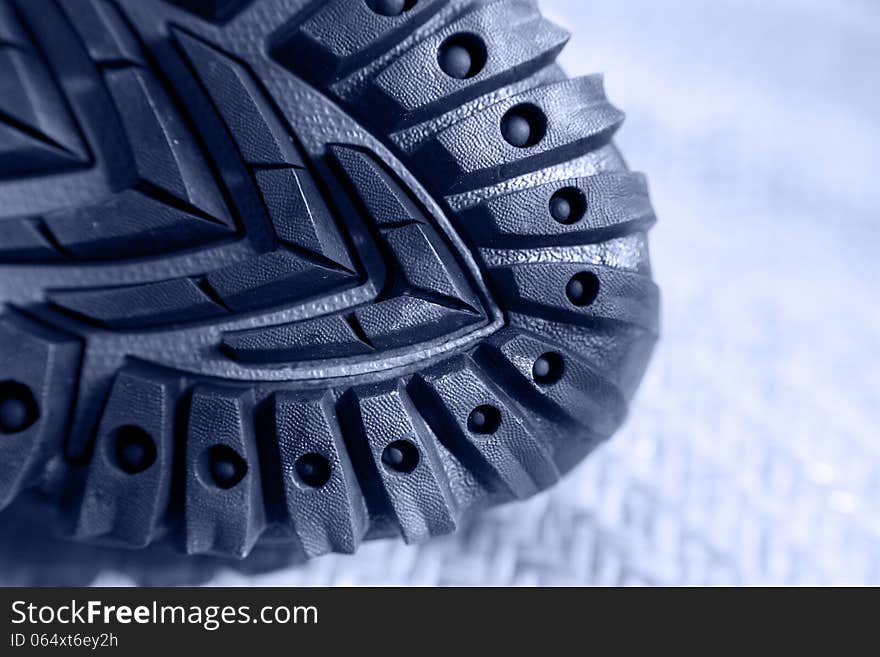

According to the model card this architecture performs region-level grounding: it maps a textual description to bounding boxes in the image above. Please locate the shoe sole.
[0,0,659,559]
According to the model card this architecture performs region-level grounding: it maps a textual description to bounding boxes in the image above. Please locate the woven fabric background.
[1,0,878,586]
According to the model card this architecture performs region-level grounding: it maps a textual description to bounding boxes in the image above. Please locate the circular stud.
[501,104,547,148]
[0,381,39,435]
[113,425,157,474]
[467,405,502,435]
[549,187,587,225]
[532,352,565,385]
[205,444,248,490]
[295,453,332,488]
[366,0,416,17]
[438,33,487,79]
[381,440,420,473]
[566,271,600,307]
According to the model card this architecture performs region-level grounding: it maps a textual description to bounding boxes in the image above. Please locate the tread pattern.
[0,0,658,559]
[0,0,235,263]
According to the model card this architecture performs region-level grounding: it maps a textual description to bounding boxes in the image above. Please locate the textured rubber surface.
[0,0,658,559]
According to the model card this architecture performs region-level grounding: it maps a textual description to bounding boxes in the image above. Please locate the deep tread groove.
[335,389,399,538]
[344,313,376,351]
[33,219,74,259]
[193,276,234,313]
[0,107,76,156]
[251,396,287,526]
[134,180,228,226]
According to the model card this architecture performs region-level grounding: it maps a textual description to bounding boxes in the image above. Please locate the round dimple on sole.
[295,452,332,488]
[381,439,420,473]
[467,405,502,435]
[550,187,587,225]
[201,444,248,490]
[532,352,565,385]
[113,425,157,474]
[566,271,601,307]
[0,381,39,435]
[437,33,487,80]
[501,104,547,148]
[365,0,416,17]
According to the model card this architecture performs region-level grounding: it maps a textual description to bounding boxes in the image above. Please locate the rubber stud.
[532,352,565,385]
[0,381,39,434]
[566,271,601,307]
[501,104,547,148]
[295,453,332,488]
[550,187,587,225]
[381,440,420,473]
[467,405,501,435]
[114,426,157,474]
[366,0,416,16]
[438,33,487,79]
[206,444,247,489]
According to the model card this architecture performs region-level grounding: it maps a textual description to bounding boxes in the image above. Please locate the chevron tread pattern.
[0,0,658,559]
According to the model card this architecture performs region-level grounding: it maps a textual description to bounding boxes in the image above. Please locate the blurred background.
[1,0,878,586]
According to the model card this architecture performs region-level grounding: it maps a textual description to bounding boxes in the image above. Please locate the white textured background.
[1,0,878,586]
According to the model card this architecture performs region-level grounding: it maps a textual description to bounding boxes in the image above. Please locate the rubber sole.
[0,0,659,559]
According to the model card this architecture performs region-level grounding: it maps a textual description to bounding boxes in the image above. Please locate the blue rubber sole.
[0,0,658,559]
